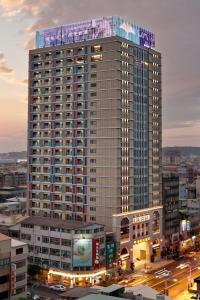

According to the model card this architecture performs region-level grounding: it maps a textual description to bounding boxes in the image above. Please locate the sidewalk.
[174,289,195,300]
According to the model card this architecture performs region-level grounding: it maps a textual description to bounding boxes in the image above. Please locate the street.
[27,284,69,300]
[126,253,200,298]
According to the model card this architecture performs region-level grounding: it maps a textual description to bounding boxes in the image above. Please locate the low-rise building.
[0,234,10,300]
[10,216,106,287]
[0,233,28,300]
[11,239,28,300]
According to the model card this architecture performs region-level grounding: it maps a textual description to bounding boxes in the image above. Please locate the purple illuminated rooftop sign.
[36,16,155,49]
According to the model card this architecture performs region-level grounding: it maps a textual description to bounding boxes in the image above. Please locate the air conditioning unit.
[136,294,143,300]
[156,294,165,300]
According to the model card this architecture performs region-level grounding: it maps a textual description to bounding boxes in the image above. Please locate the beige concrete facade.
[28,35,162,231]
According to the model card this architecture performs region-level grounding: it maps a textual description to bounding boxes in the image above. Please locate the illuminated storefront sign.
[106,241,117,267]
[73,239,92,267]
[93,239,100,268]
[36,16,155,49]
[133,214,150,223]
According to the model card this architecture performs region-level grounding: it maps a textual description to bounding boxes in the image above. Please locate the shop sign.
[106,241,117,267]
[133,214,150,223]
[93,239,100,268]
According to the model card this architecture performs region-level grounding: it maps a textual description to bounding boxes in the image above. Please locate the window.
[90,140,96,144]
[91,73,97,78]
[90,92,97,97]
[16,273,26,282]
[90,187,96,192]
[90,120,96,125]
[90,130,96,134]
[90,178,96,182]
[15,260,26,269]
[42,236,49,243]
[90,149,96,153]
[90,216,96,221]
[90,207,96,211]
[16,248,23,255]
[90,159,96,163]
[61,239,71,246]
[90,168,96,173]
[90,197,96,201]
[91,64,97,68]
[50,237,60,245]
[91,45,102,53]
[91,54,103,62]
[0,275,8,284]
[91,83,97,88]
[50,248,60,256]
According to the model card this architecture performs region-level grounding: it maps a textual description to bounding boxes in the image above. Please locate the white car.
[49,284,66,292]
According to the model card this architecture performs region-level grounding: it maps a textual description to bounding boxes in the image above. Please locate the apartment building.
[28,16,162,268]
[0,233,27,300]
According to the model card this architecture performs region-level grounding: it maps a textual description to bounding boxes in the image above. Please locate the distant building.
[162,172,180,251]
[4,172,27,188]
[162,150,181,165]
[0,187,26,202]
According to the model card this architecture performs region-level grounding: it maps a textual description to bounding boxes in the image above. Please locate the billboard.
[36,16,155,49]
[113,16,140,46]
[73,239,93,267]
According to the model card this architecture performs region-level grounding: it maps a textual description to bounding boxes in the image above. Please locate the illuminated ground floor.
[119,237,162,271]
[47,268,107,287]
[112,206,163,272]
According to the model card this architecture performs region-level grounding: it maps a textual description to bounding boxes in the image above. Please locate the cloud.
[0,52,13,73]
[0,0,48,17]
[0,56,27,86]
[1,0,200,146]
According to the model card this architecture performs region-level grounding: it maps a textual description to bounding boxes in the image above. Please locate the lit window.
[91,54,103,62]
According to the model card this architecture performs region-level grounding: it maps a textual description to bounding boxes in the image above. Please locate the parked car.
[49,284,66,292]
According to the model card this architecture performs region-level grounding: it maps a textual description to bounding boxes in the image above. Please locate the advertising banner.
[73,239,92,267]
[36,16,155,50]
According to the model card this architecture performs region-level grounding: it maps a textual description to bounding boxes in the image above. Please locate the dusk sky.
[0,0,199,152]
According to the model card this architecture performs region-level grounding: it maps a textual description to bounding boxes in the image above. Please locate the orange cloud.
[0,52,13,73]
[0,0,45,17]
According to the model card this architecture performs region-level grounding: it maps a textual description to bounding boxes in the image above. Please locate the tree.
[28,264,41,278]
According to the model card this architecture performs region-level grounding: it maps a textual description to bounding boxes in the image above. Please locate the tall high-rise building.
[28,16,162,267]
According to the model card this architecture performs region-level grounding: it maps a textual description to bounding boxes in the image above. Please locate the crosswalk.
[154,268,172,278]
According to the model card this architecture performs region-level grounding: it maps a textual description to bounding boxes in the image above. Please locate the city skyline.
[0,0,200,152]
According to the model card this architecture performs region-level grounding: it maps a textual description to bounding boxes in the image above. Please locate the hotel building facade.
[28,16,162,269]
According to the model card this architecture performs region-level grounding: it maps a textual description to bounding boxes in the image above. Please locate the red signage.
[93,239,100,268]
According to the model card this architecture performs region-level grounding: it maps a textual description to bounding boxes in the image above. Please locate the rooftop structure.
[36,16,155,49]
